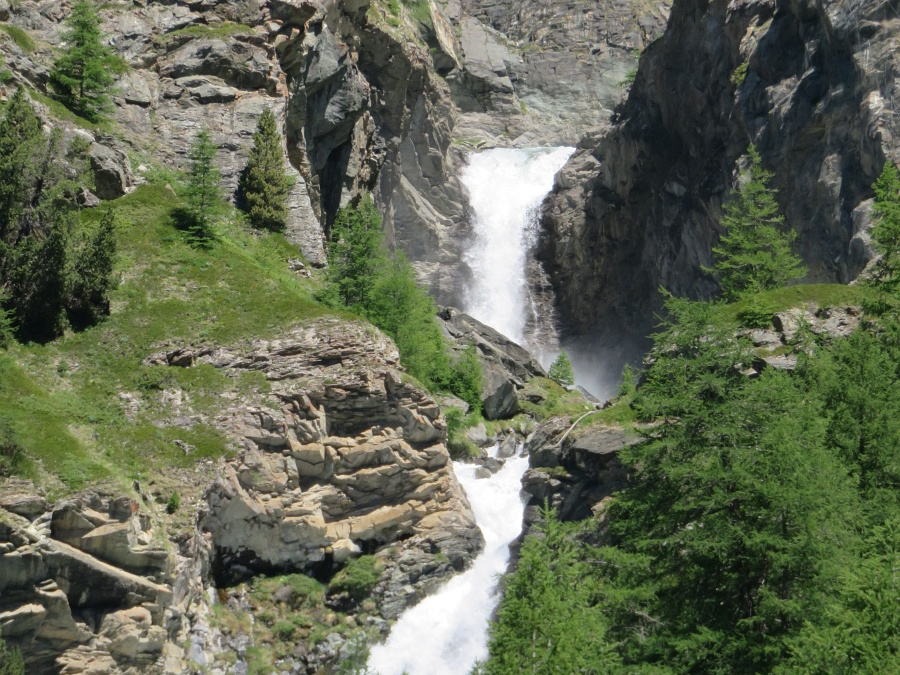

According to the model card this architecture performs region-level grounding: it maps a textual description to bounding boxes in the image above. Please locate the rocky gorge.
[1,0,898,672]
[538,0,899,365]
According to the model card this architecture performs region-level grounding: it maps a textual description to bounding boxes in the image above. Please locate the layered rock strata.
[0,319,482,672]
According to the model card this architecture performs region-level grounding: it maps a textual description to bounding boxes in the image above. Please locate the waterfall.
[368,148,574,674]
[459,147,575,353]
[367,449,530,675]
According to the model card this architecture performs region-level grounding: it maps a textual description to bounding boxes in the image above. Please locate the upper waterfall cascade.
[459,147,576,352]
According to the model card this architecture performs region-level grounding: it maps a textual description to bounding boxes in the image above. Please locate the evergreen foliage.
[324,195,384,310]
[67,207,117,330]
[706,145,806,300]
[323,195,484,407]
[240,108,292,231]
[0,90,111,342]
[484,507,622,675]
[548,350,575,387]
[49,0,120,122]
[870,161,900,294]
[485,284,899,674]
[0,631,25,675]
[182,128,222,244]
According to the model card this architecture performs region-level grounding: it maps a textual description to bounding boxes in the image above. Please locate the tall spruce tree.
[50,1,119,122]
[0,87,114,342]
[706,145,806,301]
[67,207,116,330]
[240,108,292,231]
[870,161,900,293]
[324,194,385,310]
[183,128,222,243]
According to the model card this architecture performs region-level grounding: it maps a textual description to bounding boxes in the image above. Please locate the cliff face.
[452,0,671,145]
[1,319,480,673]
[539,0,899,358]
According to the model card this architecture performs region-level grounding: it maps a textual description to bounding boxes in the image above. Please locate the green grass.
[155,22,254,47]
[518,377,596,421]
[25,86,108,132]
[4,182,337,490]
[0,24,36,52]
[715,283,873,326]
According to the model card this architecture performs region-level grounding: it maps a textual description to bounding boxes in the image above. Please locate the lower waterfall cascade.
[367,448,530,675]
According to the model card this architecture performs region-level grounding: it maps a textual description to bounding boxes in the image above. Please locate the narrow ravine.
[367,448,530,675]
[368,148,574,674]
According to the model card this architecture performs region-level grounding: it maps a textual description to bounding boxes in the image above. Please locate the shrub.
[328,555,381,602]
[166,491,180,514]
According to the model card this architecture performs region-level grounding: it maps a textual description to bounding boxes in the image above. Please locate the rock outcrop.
[0,495,172,673]
[453,0,671,145]
[1,318,482,672]
[521,417,637,529]
[539,0,899,364]
[440,307,546,419]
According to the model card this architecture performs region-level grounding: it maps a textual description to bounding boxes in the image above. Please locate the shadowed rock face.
[539,0,899,367]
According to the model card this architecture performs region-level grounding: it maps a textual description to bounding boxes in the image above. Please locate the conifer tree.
[325,194,385,310]
[870,161,900,293]
[706,145,806,301]
[548,350,575,387]
[183,128,222,243]
[240,108,292,231]
[49,0,119,122]
[67,207,117,329]
[0,88,43,243]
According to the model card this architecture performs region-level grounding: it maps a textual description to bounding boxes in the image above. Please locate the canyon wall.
[539,0,899,361]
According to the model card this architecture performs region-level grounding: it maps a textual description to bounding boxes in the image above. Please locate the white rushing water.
[460,147,575,347]
[367,449,530,675]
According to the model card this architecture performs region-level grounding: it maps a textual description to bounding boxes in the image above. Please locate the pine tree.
[6,218,70,342]
[49,1,119,122]
[324,194,385,310]
[706,145,806,301]
[548,350,575,387]
[183,128,222,243]
[870,161,900,293]
[0,88,43,243]
[67,207,116,329]
[240,108,292,231]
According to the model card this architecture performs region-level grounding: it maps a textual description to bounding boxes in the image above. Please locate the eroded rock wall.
[539,0,899,363]
[0,319,481,673]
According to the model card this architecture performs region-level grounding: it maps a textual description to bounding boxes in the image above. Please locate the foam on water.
[460,147,575,347]
[367,450,530,675]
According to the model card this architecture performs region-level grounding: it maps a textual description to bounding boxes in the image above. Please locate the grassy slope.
[3,183,336,495]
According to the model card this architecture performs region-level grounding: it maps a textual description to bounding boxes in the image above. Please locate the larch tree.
[240,108,292,231]
[870,161,900,293]
[548,350,575,387]
[49,0,120,122]
[183,128,222,243]
[706,145,806,301]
